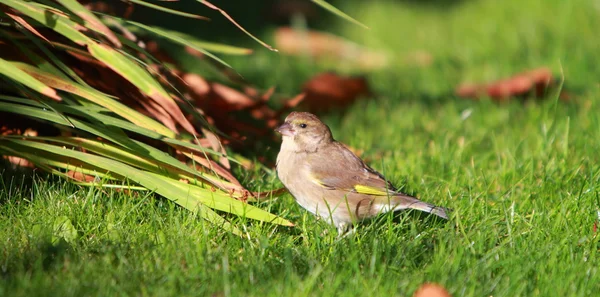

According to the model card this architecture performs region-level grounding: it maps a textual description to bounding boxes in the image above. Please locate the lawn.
[2,0,600,296]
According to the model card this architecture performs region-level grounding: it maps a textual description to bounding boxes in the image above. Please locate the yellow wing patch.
[308,173,333,189]
[354,185,390,196]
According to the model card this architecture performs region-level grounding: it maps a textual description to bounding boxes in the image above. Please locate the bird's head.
[276,112,333,152]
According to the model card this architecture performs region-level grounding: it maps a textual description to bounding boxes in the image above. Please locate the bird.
[275,111,449,235]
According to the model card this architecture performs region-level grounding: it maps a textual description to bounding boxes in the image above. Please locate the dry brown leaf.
[301,72,371,112]
[64,3,121,47]
[137,97,178,132]
[413,283,452,297]
[183,73,210,96]
[67,170,97,182]
[456,67,555,101]
[1,126,38,168]
[186,152,242,187]
[0,12,316,195]
[3,156,34,168]
[210,83,255,110]
[252,187,289,200]
[6,13,51,44]
[200,128,230,169]
[274,27,388,70]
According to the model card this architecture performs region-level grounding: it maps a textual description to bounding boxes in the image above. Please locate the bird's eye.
[299,123,307,128]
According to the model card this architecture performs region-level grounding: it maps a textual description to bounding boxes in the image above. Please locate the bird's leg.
[336,223,356,239]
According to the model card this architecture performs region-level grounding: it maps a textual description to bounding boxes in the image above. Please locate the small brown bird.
[275,112,449,235]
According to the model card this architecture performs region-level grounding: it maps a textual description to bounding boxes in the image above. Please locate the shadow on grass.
[0,165,41,205]
[1,238,73,279]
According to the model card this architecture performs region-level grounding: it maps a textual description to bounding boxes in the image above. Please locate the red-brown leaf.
[456,67,555,101]
[67,170,97,182]
[301,72,371,112]
[274,27,388,69]
[413,283,452,297]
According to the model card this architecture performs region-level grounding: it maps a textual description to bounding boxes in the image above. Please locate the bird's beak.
[275,122,295,137]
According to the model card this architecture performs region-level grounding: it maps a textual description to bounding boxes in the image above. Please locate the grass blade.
[127,0,210,20]
[311,0,369,29]
[197,0,278,52]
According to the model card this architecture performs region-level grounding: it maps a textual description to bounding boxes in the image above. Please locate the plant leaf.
[53,216,78,244]
[2,0,91,45]
[87,42,197,135]
[311,0,369,29]
[0,57,60,100]
[1,139,294,227]
[127,0,210,20]
[55,0,122,47]
[9,62,176,137]
[196,0,278,52]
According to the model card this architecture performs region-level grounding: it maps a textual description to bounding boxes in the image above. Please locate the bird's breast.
[276,146,304,187]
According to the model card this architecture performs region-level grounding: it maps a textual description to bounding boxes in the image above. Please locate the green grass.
[2,0,600,296]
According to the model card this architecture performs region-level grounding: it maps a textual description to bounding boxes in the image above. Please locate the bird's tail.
[391,195,449,219]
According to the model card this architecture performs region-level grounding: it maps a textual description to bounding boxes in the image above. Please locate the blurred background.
[132,0,596,98]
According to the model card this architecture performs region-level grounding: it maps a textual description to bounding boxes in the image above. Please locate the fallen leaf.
[67,170,97,182]
[201,128,230,169]
[183,73,210,96]
[301,72,371,112]
[456,67,557,101]
[211,83,255,110]
[413,283,452,297]
[4,155,34,168]
[274,27,388,70]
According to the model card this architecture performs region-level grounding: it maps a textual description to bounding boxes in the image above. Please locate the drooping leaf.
[127,0,210,20]
[9,62,176,137]
[55,0,122,47]
[2,0,91,45]
[311,0,369,29]
[1,139,294,227]
[0,57,60,100]
[196,0,278,52]
[87,42,197,135]
[4,12,51,43]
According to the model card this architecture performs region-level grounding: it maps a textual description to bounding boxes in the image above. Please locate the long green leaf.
[6,29,89,86]
[0,99,235,189]
[87,42,197,135]
[1,139,294,227]
[55,0,121,46]
[312,0,369,29]
[127,0,210,20]
[126,20,252,55]
[0,57,60,100]
[2,0,91,45]
[9,62,176,137]
[126,22,230,68]
[0,95,231,161]
[0,144,241,234]
[196,0,278,52]
[4,1,197,135]
[40,136,241,193]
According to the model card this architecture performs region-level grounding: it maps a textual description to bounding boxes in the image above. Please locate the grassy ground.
[2,0,600,296]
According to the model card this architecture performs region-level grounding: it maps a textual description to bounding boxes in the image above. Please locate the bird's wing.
[307,142,399,196]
